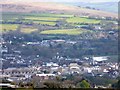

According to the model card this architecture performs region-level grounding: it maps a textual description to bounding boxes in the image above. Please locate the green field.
[35,21,56,26]
[0,24,18,32]
[1,12,104,34]
[22,20,56,26]
[25,17,62,21]
[23,13,74,18]
[2,13,101,25]
[40,29,90,35]
[66,17,101,24]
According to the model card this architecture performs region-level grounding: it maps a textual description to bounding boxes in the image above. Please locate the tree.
[77,80,91,88]
[117,79,120,88]
[55,19,67,27]
[112,79,120,89]
[43,81,63,88]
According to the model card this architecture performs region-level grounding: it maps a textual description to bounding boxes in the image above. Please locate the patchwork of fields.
[0,12,113,35]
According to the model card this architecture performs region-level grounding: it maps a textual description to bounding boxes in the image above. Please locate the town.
[0,0,119,89]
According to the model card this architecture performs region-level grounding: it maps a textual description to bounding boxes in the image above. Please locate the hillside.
[64,2,118,13]
[0,1,118,18]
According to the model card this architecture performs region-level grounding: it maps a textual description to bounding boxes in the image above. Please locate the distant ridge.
[0,1,118,18]
[63,2,118,13]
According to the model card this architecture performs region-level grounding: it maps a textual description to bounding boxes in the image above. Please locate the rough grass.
[16,88,33,90]
[21,28,37,33]
[66,17,101,24]
[40,29,89,35]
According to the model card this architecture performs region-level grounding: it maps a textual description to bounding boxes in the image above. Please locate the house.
[93,25,102,30]
[68,63,81,74]
[108,31,115,34]
[27,42,40,45]
[0,83,16,88]
[46,62,59,67]
[3,67,36,76]
[0,74,11,79]
[1,47,8,53]
[92,56,108,65]
[35,73,56,80]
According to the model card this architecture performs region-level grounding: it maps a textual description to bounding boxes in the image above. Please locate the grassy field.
[2,12,22,20]
[1,13,73,26]
[2,12,101,25]
[22,20,56,26]
[23,13,74,18]
[40,29,90,35]
[66,17,101,24]
[21,28,37,33]
[25,17,62,21]
[0,24,18,32]
[35,21,56,26]
[0,24,38,34]
[1,12,103,34]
